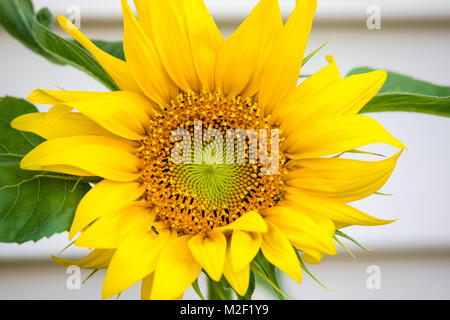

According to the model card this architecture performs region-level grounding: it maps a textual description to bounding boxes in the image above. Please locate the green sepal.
[252,251,291,300]
[333,149,386,158]
[236,271,256,300]
[83,269,99,284]
[374,191,393,196]
[295,250,331,291]
[302,36,334,67]
[206,275,233,300]
[192,278,206,300]
[333,235,357,260]
[335,230,372,252]
[250,262,290,300]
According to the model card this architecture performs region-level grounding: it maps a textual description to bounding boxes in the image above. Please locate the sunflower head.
[138,89,287,234]
[12,0,405,300]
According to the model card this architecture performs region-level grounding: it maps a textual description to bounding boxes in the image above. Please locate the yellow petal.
[56,91,152,140]
[20,135,142,181]
[121,0,179,106]
[287,55,341,103]
[45,104,74,125]
[183,0,224,91]
[57,15,141,92]
[133,0,153,39]
[229,231,262,272]
[242,6,283,98]
[223,254,250,297]
[140,273,154,300]
[216,211,267,232]
[102,229,171,299]
[261,221,302,283]
[11,112,118,140]
[188,231,226,282]
[52,249,115,269]
[151,235,202,300]
[70,180,144,239]
[215,0,282,96]
[27,89,102,105]
[141,272,183,300]
[285,151,403,203]
[301,250,324,265]
[262,206,336,256]
[76,202,155,249]
[282,115,406,159]
[147,0,201,92]
[282,188,395,227]
[280,70,387,136]
[258,0,317,116]
[271,55,341,124]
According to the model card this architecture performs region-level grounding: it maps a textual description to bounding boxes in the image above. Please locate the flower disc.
[138,90,287,234]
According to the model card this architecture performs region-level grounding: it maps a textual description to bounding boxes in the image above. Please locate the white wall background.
[0,0,449,299]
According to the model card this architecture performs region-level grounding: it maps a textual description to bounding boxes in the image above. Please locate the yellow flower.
[11,0,405,299]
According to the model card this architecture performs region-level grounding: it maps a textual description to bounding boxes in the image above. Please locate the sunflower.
[11,0,405,300]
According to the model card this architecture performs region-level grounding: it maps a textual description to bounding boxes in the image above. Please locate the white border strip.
[32,0,450,22]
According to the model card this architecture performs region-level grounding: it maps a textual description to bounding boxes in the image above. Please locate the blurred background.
[0,0,449,299]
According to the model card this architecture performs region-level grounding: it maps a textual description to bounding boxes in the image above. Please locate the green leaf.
[92,40,125,61]
[32,19,119,91]
[35,7,52,29]
[348,67,450,117]
[0,0,63,64]
[69,40,125,62]
[0,96,91,244]
[0,0,122,88]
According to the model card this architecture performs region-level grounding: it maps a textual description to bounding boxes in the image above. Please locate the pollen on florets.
[137,90,287,234]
